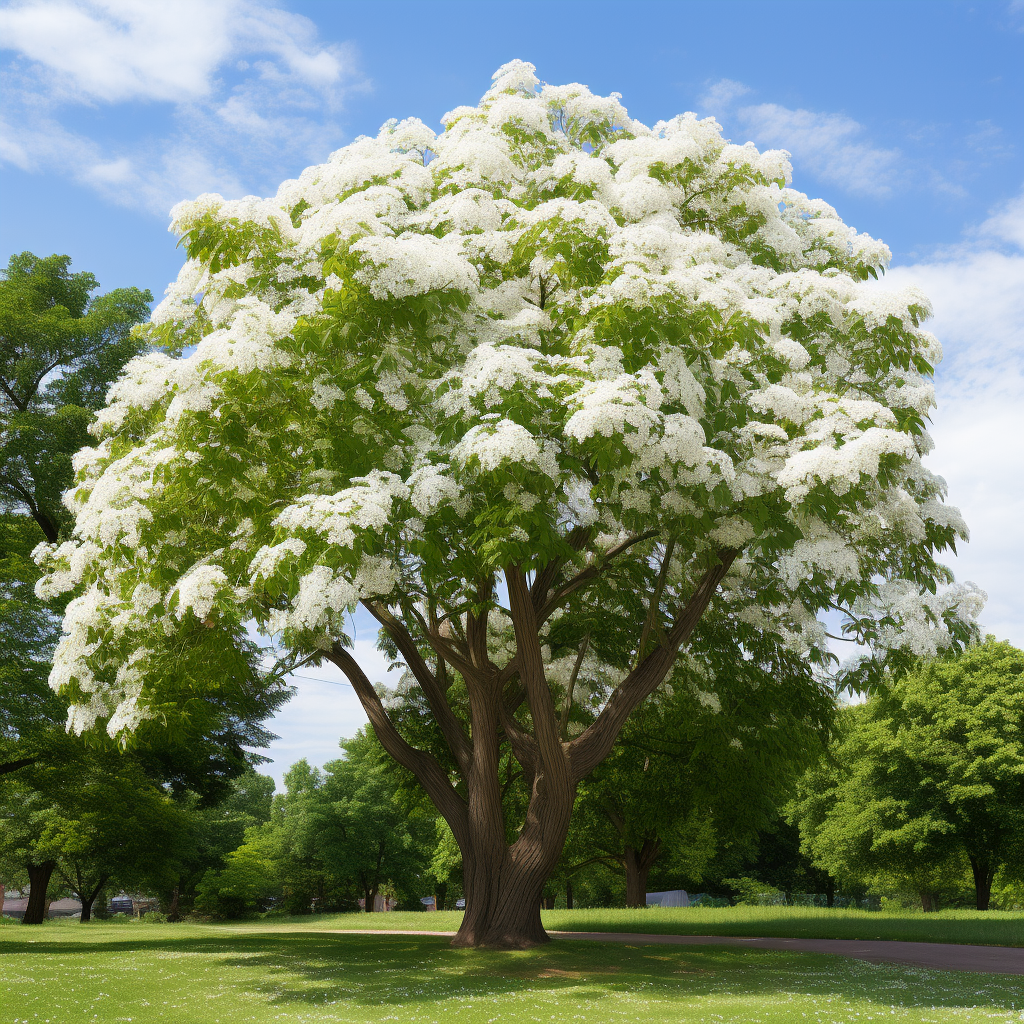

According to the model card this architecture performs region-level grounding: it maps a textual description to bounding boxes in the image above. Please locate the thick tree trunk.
[919,892,939,913]
[22,862,55,925]
[166,884,181,922]
[623,839,661,908]
[969,857,994,911]
[453,851,554,949]
[79,876,109,923]
[330,554,736,949]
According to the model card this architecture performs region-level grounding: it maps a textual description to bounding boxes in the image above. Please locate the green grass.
[1,921,1022,1024]
[234,905,1024,947]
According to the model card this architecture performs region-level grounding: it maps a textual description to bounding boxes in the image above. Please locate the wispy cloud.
[866,188,1024,645]
[0,0,367,215]
[699,77,900,197]
[737,103,900,197]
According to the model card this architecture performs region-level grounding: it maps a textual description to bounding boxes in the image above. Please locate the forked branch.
[566,549,738,781]
[327,641,469,845]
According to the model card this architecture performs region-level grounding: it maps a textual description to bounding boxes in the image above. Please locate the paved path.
[326,929,1024,975]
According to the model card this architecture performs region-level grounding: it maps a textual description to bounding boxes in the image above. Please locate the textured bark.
[326,551,737,948]
[970,857,994,911]
[623,839,661,908]
[22,862,55,924]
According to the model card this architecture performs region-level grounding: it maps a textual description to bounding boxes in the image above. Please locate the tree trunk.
[565,879,573,910]
[22,862,55,925]
[450,611,577,949]
[436,881,447,912]
[969,856,995,911]
[919,892,938,913]
[79,876,110,923]
[329,555,735,949]
[824,879,835,908]
[623,839,661,908]
[166,884,181,923]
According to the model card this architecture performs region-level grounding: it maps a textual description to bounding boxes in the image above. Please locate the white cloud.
[0,0,366,215]
[737,103,899,198]
[698,77,750,111]
[866,189,1024,646]
[699,77,900,197]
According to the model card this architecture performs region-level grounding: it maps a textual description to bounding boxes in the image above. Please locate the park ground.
[2,909,1022,1024]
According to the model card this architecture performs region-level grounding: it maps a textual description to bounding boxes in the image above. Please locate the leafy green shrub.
[724,877,786,906]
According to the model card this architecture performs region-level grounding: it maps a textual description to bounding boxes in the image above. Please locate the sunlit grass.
[1,925,1021,1024]
[223,905,1024,947]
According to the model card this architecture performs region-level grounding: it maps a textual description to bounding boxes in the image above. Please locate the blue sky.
[2,0,1022,786]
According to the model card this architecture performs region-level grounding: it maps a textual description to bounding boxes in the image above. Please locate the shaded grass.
[218,906,1024,947]
[1,924,1022,1024]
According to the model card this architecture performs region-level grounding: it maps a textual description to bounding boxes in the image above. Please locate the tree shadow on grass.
[2,932,1020,1016]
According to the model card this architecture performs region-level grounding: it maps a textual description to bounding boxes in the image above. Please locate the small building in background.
[645,890,690,908]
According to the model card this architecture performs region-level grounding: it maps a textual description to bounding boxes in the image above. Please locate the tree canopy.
[36,61,979,947]
[790,639,1024,910]
[0,251,153,543]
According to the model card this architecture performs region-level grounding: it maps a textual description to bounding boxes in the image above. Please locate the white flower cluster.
[36,61,977,735]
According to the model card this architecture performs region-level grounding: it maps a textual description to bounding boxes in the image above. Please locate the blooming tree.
[37,61,982,947]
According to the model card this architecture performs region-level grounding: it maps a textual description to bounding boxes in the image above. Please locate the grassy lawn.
[242,906,1024,947]
[2,922,1023,1024]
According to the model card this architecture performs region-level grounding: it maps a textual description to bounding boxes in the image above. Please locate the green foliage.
[0,750,190,917]
[0,251,152,542]
[196,732,434,919]
[565,633,835,900]
[724,876,787,905]
[790,638,1024,910]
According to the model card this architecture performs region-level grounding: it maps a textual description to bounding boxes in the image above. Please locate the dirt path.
[325,929,1024,975]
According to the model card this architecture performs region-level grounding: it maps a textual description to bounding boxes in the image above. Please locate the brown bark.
[79,876,109,923]
[969,856,994,911]
[623,839,662,908]
[166,884,181,922]
[22,862,55,924]
[919,892,937,913]
[324,549,737,948]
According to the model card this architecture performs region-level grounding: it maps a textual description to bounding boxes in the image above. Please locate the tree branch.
[559,632,590,740]
[637,537,675,667]
[537,530,659,625]
[362,601,472,771]
[566,549,739,782]
[326,641,468,846]
[0,757,38,777]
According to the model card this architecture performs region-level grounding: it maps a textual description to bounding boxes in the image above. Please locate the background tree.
[38,62,979,948]
[572,641,834,906]
[791,639,1024,911]
[0,750,187,923]
[36,756,189,921]
[317,731,433,912]
[159,767,275,920]
[0,251,151,543]
[197,738,433,918]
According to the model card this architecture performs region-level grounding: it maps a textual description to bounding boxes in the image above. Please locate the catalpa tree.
[37,61,982,948]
